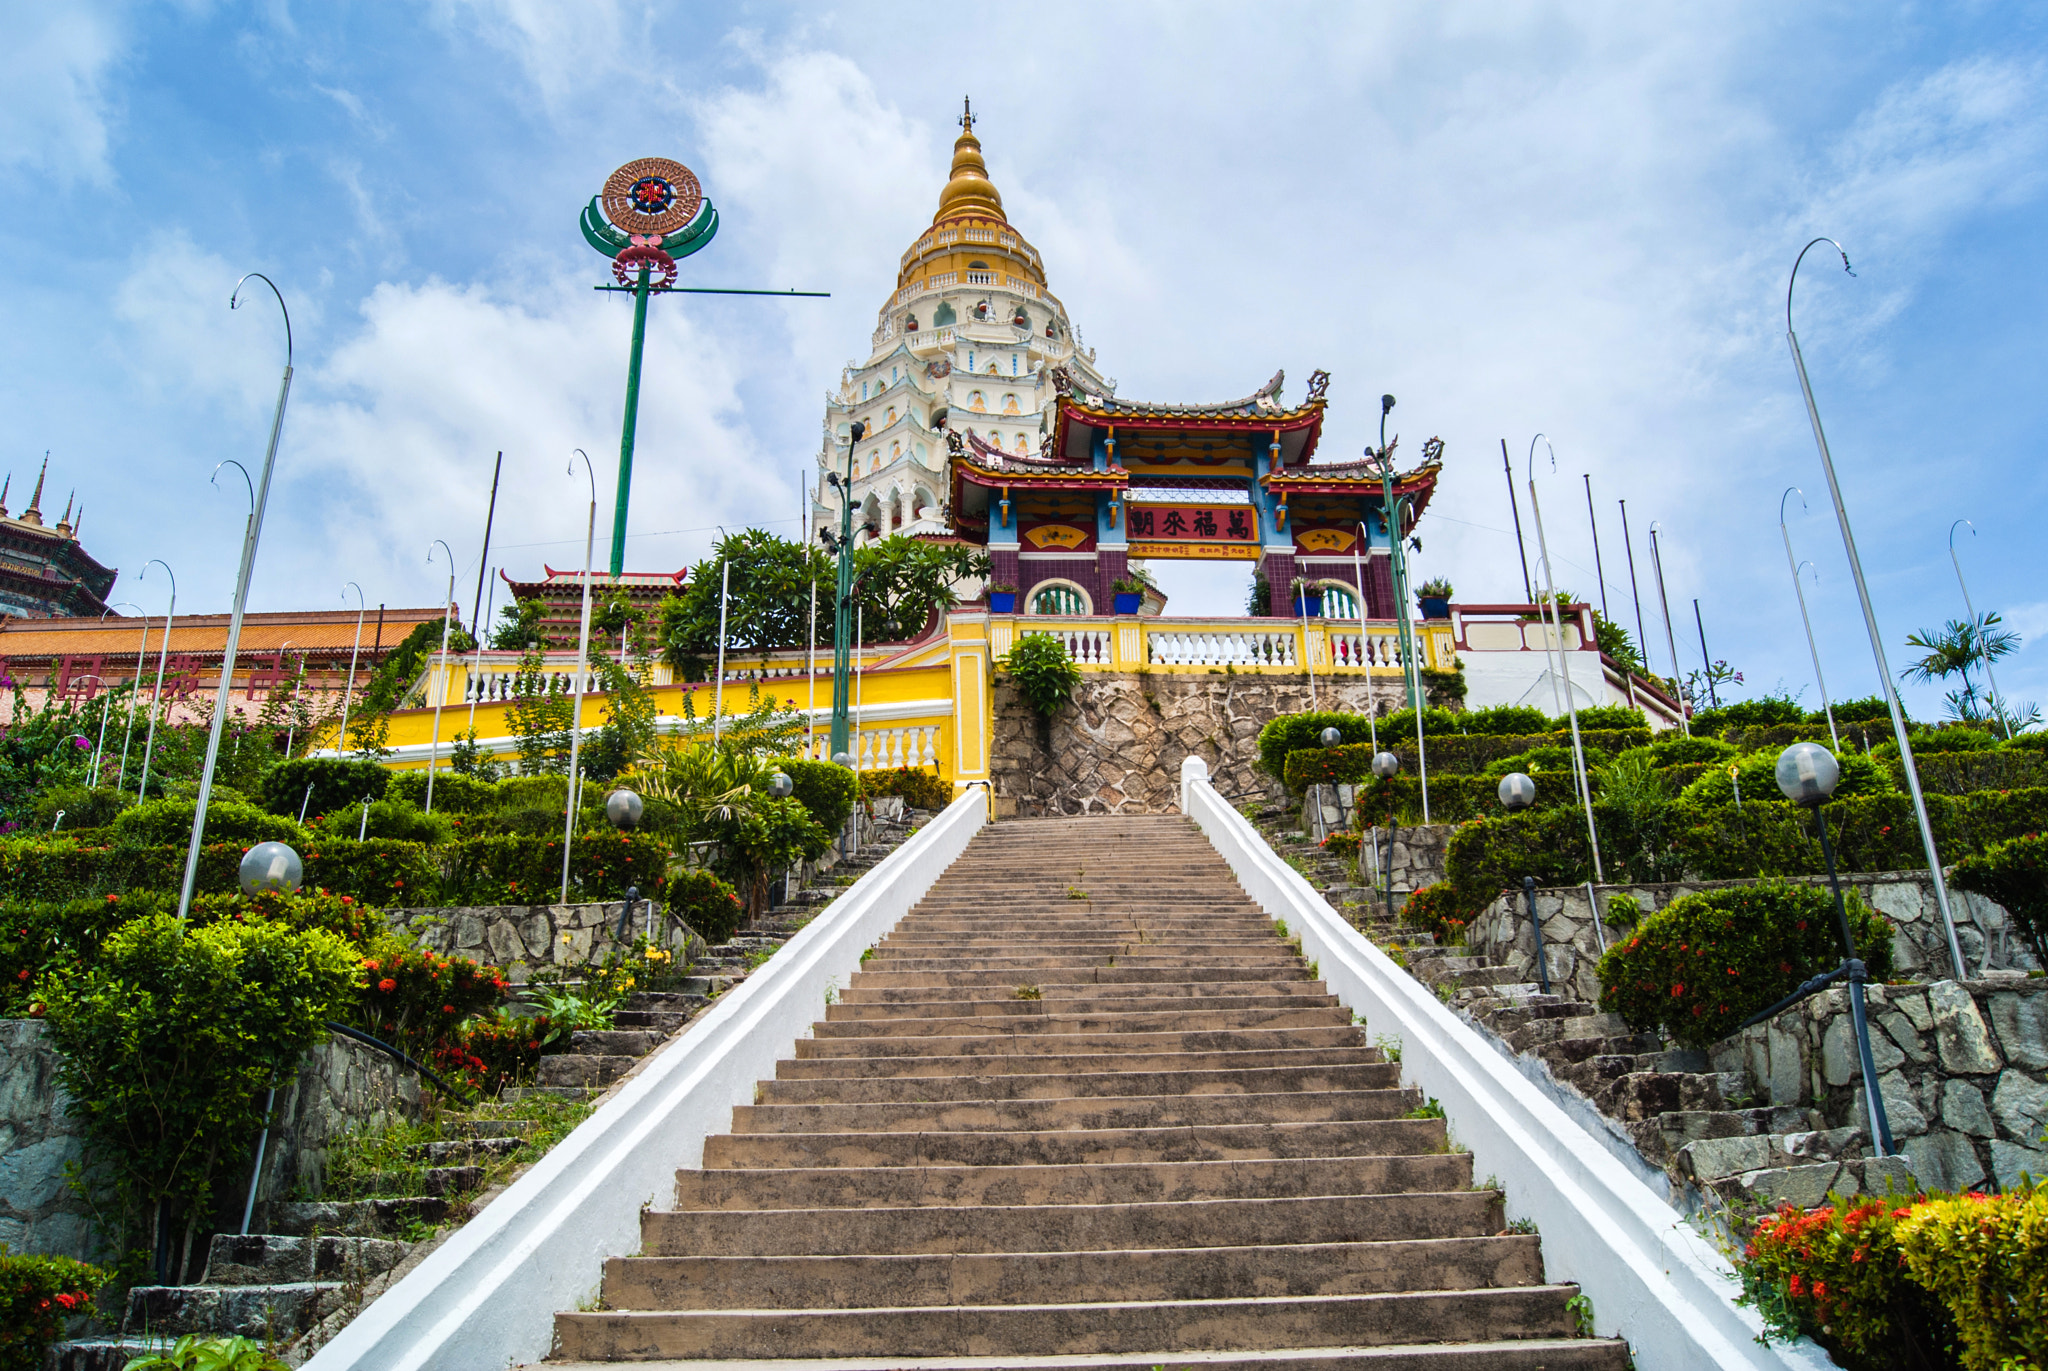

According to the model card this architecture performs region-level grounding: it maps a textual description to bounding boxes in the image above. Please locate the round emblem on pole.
[602,158,703,238]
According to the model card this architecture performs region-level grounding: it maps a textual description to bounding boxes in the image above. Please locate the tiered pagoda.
[0,458,115,619]
[947,369,1441,617]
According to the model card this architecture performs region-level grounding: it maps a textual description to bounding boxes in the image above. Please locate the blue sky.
[4,2,2047,723]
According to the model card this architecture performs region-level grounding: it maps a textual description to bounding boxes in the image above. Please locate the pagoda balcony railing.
[993,615,1452,676]
[904,326,957,350]
[963,270,996,285]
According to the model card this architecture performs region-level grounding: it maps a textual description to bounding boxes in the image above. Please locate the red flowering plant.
[1594,880,1892,1050]
[1735,1195,1957,1370]
[351,936,508,1062]
[1399,882,1469,945]
[0,1248,109,1371]
[433,1007,553,1095]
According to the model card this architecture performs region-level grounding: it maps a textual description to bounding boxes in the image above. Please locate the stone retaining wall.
[992,672,1386,816]
[0,1023,416,1261]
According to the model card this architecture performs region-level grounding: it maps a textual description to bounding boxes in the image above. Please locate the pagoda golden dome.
[933,103,1005,224]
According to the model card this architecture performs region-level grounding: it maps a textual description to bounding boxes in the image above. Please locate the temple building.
[812,102,1116,547]
[946,368,1442,618]
[496,566,687,649]
[0,458,115,619]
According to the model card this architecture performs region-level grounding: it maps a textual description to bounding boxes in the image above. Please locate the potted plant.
[1291,577,1323,618]
[1110,576,1147,615]
[1416,577,1454,619]
[987,582,1019,614]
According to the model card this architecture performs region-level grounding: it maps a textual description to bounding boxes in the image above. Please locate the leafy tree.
[1903,613,2029,730]
[504,646,574,775]
[1000,634,1081,718]
[578,655,660,783]
[490,597,547,650]
[347,617,474,757]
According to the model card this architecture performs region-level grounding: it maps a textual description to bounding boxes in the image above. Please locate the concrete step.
[701,1118,1450,1169]
[269,1196,452,1237]
[201,1233,408,1285]
[541,1055,641,1088]
[809,1006,1348,1039]
[553,1286,1587,1360]
[729,1088,1419,1136]
[791,1025,1369,1059]
[126,1281,342,1337]
[775,1045,1386,1079]
[755,1062,1402,1104]
[600,1235,1544,1309]
[673,1155,1476,1211]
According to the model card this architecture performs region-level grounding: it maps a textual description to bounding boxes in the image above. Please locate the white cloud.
[0,5,127,183]
[423,0,627,113]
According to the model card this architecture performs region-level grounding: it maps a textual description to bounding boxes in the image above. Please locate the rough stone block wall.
[990,671,1387,816]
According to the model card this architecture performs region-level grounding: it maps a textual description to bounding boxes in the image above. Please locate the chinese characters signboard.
[1126,503,1260,561]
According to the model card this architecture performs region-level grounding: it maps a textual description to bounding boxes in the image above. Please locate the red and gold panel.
[1022,522,1095,552]
[1124,504,1258,544]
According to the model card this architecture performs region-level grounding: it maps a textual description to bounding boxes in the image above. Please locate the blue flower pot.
[1113,592,1142,614]
[989,592,1017,613]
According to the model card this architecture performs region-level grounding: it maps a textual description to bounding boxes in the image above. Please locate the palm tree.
[1902,613,2018,724]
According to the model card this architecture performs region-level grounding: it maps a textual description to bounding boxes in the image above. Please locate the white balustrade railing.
[906,326,957,350]
[465,669,605,703]
[1020,626,1110,666]
[1146,629,1299,668]
[1325,630,1409,669]
[800,724,941,772]
[963,270,995,285]
[962,227,997,243]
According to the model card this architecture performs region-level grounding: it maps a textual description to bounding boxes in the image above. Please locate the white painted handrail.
[304,789,989,1371]
[1178,756,1830,1371]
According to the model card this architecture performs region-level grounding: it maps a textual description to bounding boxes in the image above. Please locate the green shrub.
[1481,743,1606,778]
[1400,882,1467,943]
[1377,705,1487,740]
[1826,694,1900,727]
[668,866,745,945]
[1595,880,1892,1050]
[0,1248,110,1371]
[38,915,358,1278]
[1615,734,1740,769]
[1895,1186,2048,1370]
[110,797,310,848]
[1281,729,1648,789]
[259,757,391,820]
[435,831,673,906]
[436,1009,549,1096]
[1255,711,1381,777]
[123,1333,290,1371]
[312,798,455,845]
[1677,750,1892,808]
[1455,704,1553,736]
[860,767,951,812]
[1571,704,1647,731]
[1689,695,1806,735]
[1880,726,2002,756]
[1737,1195,1953,1370]
[1443,808,1601,917]
[387,769,501,814]
[0,834,436,906]
[1890,748,2048,796]
[1000,634,1082,718]
[31,785,125,834]
[354,936,507,1061]
[775,758,857,834]
[1952,832,2047,967]
[2006,730,2048,752]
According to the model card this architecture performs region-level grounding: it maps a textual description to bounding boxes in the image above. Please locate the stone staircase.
[548,814,1628,1367]
[53,810,933,1368]
[1259,813,1885,1211]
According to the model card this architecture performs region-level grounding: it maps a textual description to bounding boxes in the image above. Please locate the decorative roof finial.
[934,96,1004,225]
[56,491,74,536]
[0,473,11,519]
[961,96,973,133]
[23,454,47,527]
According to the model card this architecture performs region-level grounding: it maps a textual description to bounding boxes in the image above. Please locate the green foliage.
[1903,614,2020,726]
[1281,729,1651,792]
[859,767,951,812]
[1687,693,1807,735]
[437,1008,550,1094]
[1615,734,1739,769]
[353,937,507,1060]
[1255,711,1382,777]
[775,758,857,834]
[436,831,673,906]
[503,647,576,775]
[1000,634,1082,718]
[258,757,390,820]
[1443,808,1602,917]
[577,656,661,784]
[1419,665,1468,709]
[1952,832,2048,967]
[668,866,746,945]
[123,1334,291,1371]
[1736,1196,1956,1371]
[1457,704,1555,736]
[313,798,454,845]
[1879,726,2002,756]
[1590,610,1646,676]
[1895,1186,2048,1371]
[1378,705,1486,739]
[525,985,618,1043]
[0,690,110,832]
[1595,755,1688,885]
[1677,749,1893,808]
[33,784,125,833]
[1595,881,1892,1050]
[0,1247,108,1371]
[490,596,548,651]
[39,915,357,1275]
[1896,748,2048,796]
[1828,694,1902,726]
[714,798,829,903]
[1571,704,1647,731]
[1481,743,1606,778]
[1400,882,1467,943]
[110,796,309,848]
[387,768,501,814]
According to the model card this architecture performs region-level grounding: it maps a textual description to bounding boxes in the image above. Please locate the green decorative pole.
[827,422,867,760]
[1373,396,1421,712]
[611,260,653,577]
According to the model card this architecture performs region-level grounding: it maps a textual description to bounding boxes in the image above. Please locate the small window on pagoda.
[969,261,988,270]
[861,381,869,399]
[933,302,956,327]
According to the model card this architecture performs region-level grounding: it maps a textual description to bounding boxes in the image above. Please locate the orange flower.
[378,978,397,993]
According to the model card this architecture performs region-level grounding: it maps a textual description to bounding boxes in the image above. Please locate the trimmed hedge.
[1596,880,1893,1049]
[1890,749,2048,796]
[110,797,311,847]
[260,757,391,819]
[668,866,745,946]
[1282,729,1651,790]
[1677,750,1893,808]
[860,767,951,812]
[775,758,857,834]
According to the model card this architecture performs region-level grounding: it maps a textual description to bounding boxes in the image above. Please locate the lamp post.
[1786,237,1966,980]
[821,421,867,761]
[423,542,457,815]
[339,582,367,757]
[73,679,110,786]
[1947,520,2008,739]
[1352,521,1380,751]
[1618,500,1655,718]
[1647,522,1690,737]
[102,603,146,794]
[1526,435,1604,883]
[1497,772,1550,994]
[1371,749,1400,923]
[137,560,176,802]
[1733,743,1894,1156]
[562,450,598,906]
[712,550,731,744]
[1780,488,1839,750]
[1366,396,1429,820]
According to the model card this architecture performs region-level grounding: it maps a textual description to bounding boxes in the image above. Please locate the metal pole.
[712,555,731,744]
[473,452,503,630]
[1786,237,1966,979]
[1502,438,1532,601]
[807,575,819,759]
[422,545,455,815]
[855,604,865,765]
[1648,523,1690,736]
[829,423,864,759]
[239,1079,278,1235]
[1619,500,1653,718]
[1781,489,1839,749]
[138,561,175,803]
[1527,438,1604,882]
[562,451,597,905]
[1949,520,2008,738]
[110,605,147,793]
[1355,523,1378,752]
[1693,599,1718,708]
[1298,577,1316,708]
[1582,474,1609,622]
[338,583,366,757]
[465,571,494,750]
[611,263,653,577]
[1522,877,1550,994]
[1815,806,1894,1155]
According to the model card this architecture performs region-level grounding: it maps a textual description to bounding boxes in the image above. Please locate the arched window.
[905,313,919,331]
[1002,393,1020,414]
[932,301,956,327]
[861,381,869,399]
[1322,585,1361,620]
[1014,308,1029,327]
[1028,582,1091,616]
[969,261,988,269]
[1013,433,1028,453]
[969,390,986,411]
[886,406,896,426]
[967,351,975,371]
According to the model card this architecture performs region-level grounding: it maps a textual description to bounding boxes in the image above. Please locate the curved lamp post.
[1948,519,2008,739]
[424,541,457,815]
[1646,521,1689,737]
[175,278,295,922]
[1781,487,1839,749]
[1369,749,1401,922]
[1786,238,1966,979]
[562,450,599,906]
[1526,435,1604,884]
[1366,396,1428,820]
[338,582,367,756]
[101,603,147,793]
[1496,772,1550,993]
[137,559,176,803]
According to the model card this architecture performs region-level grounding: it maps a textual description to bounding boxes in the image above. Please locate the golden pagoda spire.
[933,96,1005,224]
